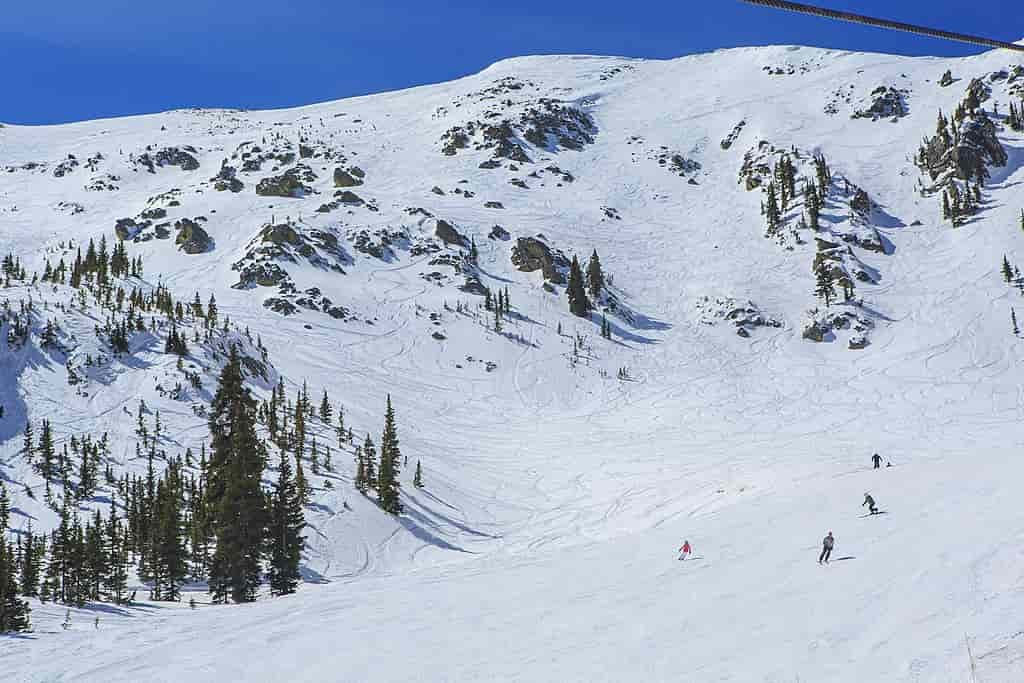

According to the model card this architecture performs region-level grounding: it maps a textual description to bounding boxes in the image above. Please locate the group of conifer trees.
[1,483,32,632]
[567,250,606,318]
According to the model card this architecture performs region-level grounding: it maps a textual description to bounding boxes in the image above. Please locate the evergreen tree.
[765,182,781,237]
[267,451,304,596]
[362,435,378,490]
[319,391,332,424]
[413,460,423,489]
[815,267,837,308]
[0,539,31,632]
[0,483,9,533]
[377,396,403,514]
[586,250,605,299]
[1003,255,1014,283]
[566,255,590,317]
[207,349,268,604]
[1014,308,1020,336]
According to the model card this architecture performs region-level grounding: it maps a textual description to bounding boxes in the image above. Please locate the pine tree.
[363,435,377,489]
[319,391,332,424]
[815,267,837,308]
[267,451,304,597]
[0,539,31,632]
[1003,256,1014,283]
[566,255,590,317]
[1014,308,1020,336]
[586,250,605,299]
[0,483,9,534]
[765,183,781,237]
[413,460,423,489]
[377,396,403,515]
[207,348,268,604]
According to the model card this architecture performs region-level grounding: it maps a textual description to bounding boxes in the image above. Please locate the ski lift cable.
[741,0,1024,53]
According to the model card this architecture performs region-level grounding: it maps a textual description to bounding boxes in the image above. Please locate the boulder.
[333,168,363,187]
[114,218,140,241]
[256,167,309,197]
[511,236,567,284]
[435,219,469,248]
[174,218,213,254]
[260,223,302,247]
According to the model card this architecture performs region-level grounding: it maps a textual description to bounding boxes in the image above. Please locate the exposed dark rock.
[114,218,141,241]
[235,262,290,289]
[511,236,568,284]
[256,165,316,198]
[335,190,364,205]
[852,86,908,120]
[53,155,79,178]
[333,168,363,187]
[484,201,504,209]
[263,297,299,315]
[175,218,214,254]
[212,165,244,192]
[140,207,167,220]
[435,219,469,248]
[488,225,510,240]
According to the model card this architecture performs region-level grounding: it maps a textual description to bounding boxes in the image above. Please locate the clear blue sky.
[3,1,1021,125]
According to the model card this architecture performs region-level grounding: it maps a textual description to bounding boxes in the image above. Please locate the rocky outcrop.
[333,168,364,188]
[852,86,908,121]
[255,165,316,198]
[435,219,469,248]
[212,165,243,192]
[511,236,568,284]
[174,219,213,254]
[114,218,141,241]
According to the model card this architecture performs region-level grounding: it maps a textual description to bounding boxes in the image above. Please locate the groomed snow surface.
[3,43,1024,681]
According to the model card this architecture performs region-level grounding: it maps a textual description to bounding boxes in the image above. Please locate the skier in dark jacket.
[872,453,882,469]
[863,492,878,514]
[818,532,834,564]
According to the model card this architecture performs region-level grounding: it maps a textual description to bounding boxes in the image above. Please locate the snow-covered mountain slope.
[4,43,1024,681]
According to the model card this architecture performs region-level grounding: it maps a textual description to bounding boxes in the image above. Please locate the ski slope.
[3,41,1024,681]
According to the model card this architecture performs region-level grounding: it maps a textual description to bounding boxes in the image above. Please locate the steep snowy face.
[3,43,1024,681]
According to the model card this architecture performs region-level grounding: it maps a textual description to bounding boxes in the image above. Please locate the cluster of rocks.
[131,146,200,173]
[696,297,783,338]
[720,121,746,150]
[210,164,243,193]
[52,155,80,178]
[440,98,596,167]
[802,308,874,349]
[233,221,349,287]
[232,138,298,173]
[255,164,317,198]
[851,86,909,121]
[510,236,568,284]
[85,174,120,191]
[316,189,375,214]
[348,227,410,260]
[654,149,701,178]
[231,221,354,320]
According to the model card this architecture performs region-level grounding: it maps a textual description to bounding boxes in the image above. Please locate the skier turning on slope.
[819,532,834,564]
[863,492,878,515]
[678,540,692,561]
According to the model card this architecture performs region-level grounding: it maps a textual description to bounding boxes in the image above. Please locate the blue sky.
[3,1,1020,125]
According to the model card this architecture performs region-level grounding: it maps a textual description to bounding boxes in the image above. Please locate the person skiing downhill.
[678,540,692,561]
[819,532,834,564]
[872,453,882,469]
[863,492,878,515]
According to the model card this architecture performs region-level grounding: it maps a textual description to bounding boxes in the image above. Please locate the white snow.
[3,42,1024,681]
